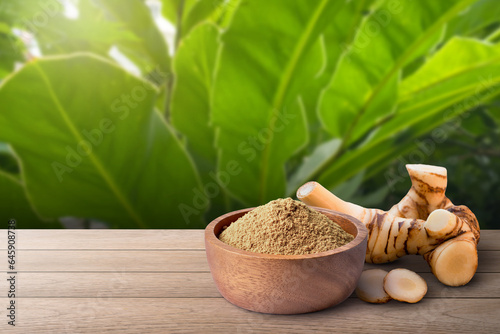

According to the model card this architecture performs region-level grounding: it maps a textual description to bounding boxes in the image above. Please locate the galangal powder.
[219,198,354,255]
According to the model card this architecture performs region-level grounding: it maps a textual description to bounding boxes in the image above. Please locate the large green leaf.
[212,0,345,205]
[0,30,23,79]
[286,138,341,195]
[161,0,194,25]
[160,0,180,24]
[0,5,24,78]
[212,0,241,29]
[170,23,228,219]
[376,38,500,145]
[0,54,206,228]
[0,0,61,26]
[161,0,225,47]
[491,100,500,124]
[316,38,500,189]
[0,170,60,228]
[352,96,500,185]
[22,0,169,79]
[487,28,500,43]
[291,0,376,178]
[0,1,15,24]
[34,0,135,57]
[182,0,224,38]
[171,23,219,176]
[446,0,500,39]
[320,82,500,191]
[319,0,475,145]
[95,0,171,75]
[300,0,375,150]
[0,142,19,174]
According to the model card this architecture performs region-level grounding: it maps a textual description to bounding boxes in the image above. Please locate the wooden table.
[1,230,499,333]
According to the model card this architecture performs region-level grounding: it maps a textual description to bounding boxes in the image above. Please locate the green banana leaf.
[319,0,475,145]
[161,0,223,44]
[34,0,136,57]
[0,0,61,26]
[0,142,19,174]
[293,0,477,190]
[181,0,225,38]
[0,54,206,228]
[316,38,500,189]
[299,0,376,151]
[0,30,23,79]
[212,0,345,205]
[446,0,500,39]
[0,170,61,228]
[171,23,219,174]
[96,0,171,76]
[161,0,195,25]
[170,23,230,219]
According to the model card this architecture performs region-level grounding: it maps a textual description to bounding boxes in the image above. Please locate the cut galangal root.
[383,268,427,303]
[356,269,391,304]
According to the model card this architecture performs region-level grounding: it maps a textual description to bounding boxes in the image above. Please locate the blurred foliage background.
[0,0,499,229]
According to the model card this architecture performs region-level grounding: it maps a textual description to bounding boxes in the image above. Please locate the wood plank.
[478,230,500,250]
[0,230,205,250]
[3,250,498,273]
[1,298,499,333]
[0,229,497,250]
[7,250,209,272]
[2,272,498,299]
[363,250,499,273]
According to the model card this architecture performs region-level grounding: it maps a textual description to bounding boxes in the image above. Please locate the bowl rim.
[205,206,368,260]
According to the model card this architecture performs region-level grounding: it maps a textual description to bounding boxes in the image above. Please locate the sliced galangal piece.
[383,268,427,303]
[356,269,392,304]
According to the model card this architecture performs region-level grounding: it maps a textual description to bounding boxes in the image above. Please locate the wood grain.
[9,250,208,272]
[1,272,497,299]
[0,230,205,250]
[2,298,499,334]
[4,249,498,273]
[0,229,497,250]
[0,229,497,333]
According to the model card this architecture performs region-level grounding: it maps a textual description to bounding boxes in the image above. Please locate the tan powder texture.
[218,198,354,255]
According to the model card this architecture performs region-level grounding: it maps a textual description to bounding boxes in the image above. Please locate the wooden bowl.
[205,207,368,314]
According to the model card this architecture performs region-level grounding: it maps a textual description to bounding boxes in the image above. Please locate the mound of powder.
[218,198,354,255]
